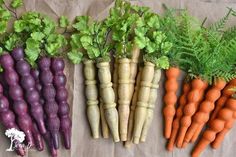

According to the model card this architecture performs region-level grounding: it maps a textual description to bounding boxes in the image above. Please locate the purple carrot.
[0,83,25,156]
[11,47,46,134]
[38,57,60,149]
[31,122,44,151]
[31,69,44,105]
[51,58,71,149]
[0,53,34,146]
[31,68,58,156]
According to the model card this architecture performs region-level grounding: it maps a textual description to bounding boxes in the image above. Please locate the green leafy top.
[106,0,138,58]
[176,10,236,84]
[2,11,67,66]
[67,16,111,64]
[11,0,23,8]
[134,8,172,69]
[0,0,23,55]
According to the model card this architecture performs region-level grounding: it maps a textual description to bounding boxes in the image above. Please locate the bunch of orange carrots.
[162,7,236,157]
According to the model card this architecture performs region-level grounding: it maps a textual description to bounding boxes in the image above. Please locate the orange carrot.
[211,97,236,149]
[167,81,190,151]
[192,97,236,157]
[190,124,203,143]
[176,78,208,148]
[183,79,226,145]
[209,79,236,122]
[163,67,180,139]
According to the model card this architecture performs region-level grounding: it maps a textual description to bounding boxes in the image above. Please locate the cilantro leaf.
[59,16,69,28]
[11,0,23,8]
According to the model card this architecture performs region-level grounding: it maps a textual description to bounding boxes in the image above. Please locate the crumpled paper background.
[0,0,236,157]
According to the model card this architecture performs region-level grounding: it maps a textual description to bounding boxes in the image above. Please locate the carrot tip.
[167,144,174,151]
[182,141,188,148]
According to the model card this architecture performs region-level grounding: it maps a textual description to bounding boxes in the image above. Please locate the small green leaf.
[25,48,40,62]
[67,50,83,64]
[4,34,20,51]
[0,9,11,20]
[0,66,3,72]
[86,46,100,59]
[0,0,4,5]
[42,17,56,35]
[80,35,93,48]
[70,34,82,49]
[59,16,69,28]
[0,47,3,55]
[147,15,160,29]
[153,31,165,45]
[31,32,45,41]
[11,0,23,8]
[73,16,89,32]
[156,56,169,69]
[135,27,147,38]
[134,36,146,49]
[161,42,172,54]
[26,38,40,50]
[0,21,7,34]
[45,43,60,56]
[14,20,26,32]
[146,41,156,53]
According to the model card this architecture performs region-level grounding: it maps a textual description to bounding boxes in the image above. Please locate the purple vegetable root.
[31,68,57,156]
[44,132,58,157]
[12,47,46,134]
[31,69,45,105]
[51,58,71,149]
[0,53,34,146]
[31,122,44,151]
[0,83,25,156]
[38,57,60,149]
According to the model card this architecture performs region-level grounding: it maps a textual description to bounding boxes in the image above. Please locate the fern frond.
[209,8,232,31]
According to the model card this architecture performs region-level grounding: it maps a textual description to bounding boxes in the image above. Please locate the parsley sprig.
[67,16,111,64]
